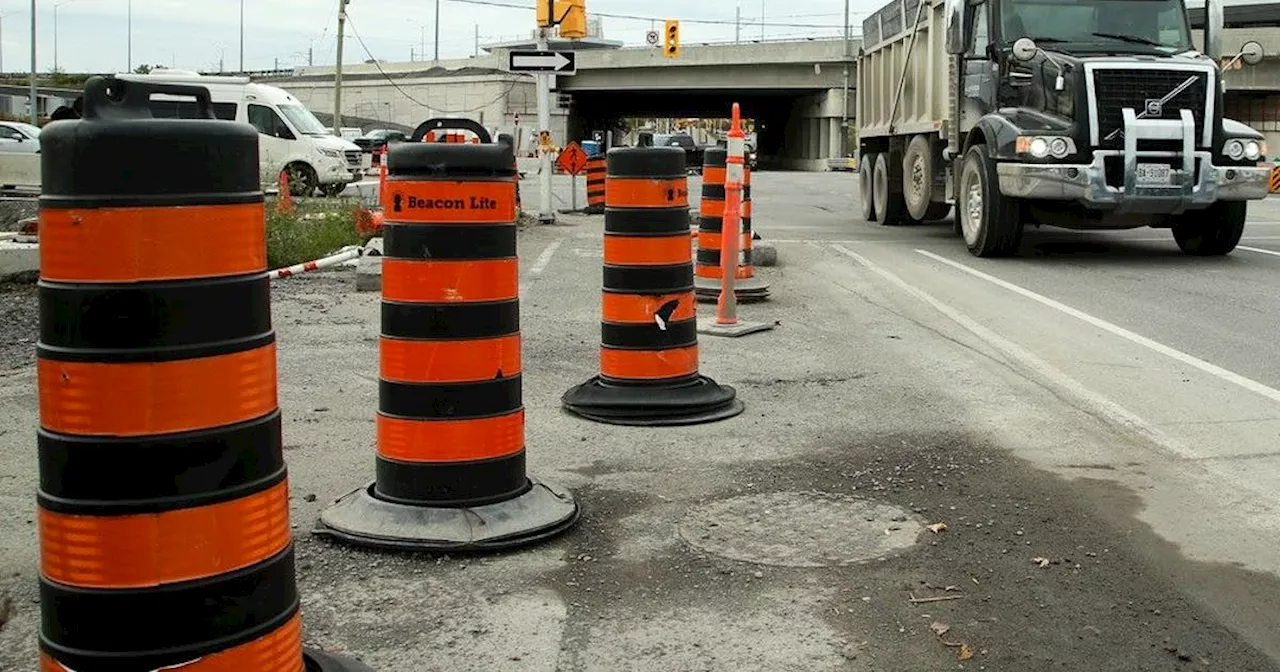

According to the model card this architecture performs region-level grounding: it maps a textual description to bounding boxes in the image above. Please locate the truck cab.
[857,0,1272,256]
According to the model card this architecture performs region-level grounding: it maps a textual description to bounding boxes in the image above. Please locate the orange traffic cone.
[277,170,295,215]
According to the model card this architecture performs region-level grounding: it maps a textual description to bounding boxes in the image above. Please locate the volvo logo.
[1144,99,1163,117]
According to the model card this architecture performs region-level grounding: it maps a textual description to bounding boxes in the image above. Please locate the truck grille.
[344,150,362,167]
[1091,69,1209,148]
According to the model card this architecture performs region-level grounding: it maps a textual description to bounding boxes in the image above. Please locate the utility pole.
[474,24,479,57]
[735,5,741,44]
[239,0,244,72]
[419,24,425,62]
[760,0,765,41]
[127,0,131,71]
[1,15,5,75]
[334,0,348,134]
[841,0,850,158]
[29,0,36,124]
[308,44,313,66]
[433,0,440,64]
[411,47,415,62]
[536,3,553,224]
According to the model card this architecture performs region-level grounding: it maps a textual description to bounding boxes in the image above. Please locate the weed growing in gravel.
[265,198,376,269]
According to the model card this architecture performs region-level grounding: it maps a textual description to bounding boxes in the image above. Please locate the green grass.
[265,198,376,269]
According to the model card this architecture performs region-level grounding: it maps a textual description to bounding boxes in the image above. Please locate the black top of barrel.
[388,143,515,178]
[607,146,685,178]
[40,76,260,204]
[703,147,727,167]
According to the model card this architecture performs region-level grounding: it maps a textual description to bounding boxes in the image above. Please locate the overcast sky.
[0,0,875,74]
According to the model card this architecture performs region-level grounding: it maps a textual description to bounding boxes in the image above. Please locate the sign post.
[557,141,589,212]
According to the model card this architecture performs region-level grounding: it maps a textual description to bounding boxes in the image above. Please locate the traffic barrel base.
[695,275,771,303]
[306,649,378,671]
[315,480,579,552]
[563,375,744,427]
[562,146,745,427]
[315,141,579,553]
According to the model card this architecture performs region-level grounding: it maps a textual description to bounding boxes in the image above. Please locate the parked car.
[0,122,40,154]
[354,129,408,154]
[654,133,711,173]
[336,126,362,142]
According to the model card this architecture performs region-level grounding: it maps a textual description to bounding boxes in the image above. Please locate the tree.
[133,64,152,75]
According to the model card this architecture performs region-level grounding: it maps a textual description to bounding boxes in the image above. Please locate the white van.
[116,70,366,197]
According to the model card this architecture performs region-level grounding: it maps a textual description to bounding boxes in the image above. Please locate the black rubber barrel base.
[562,375,745,427]
[306,648,377,672]
[313,479,579,553]
[694,276,771,304]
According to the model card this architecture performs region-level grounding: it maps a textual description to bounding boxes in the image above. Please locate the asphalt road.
[2,171,1280,670]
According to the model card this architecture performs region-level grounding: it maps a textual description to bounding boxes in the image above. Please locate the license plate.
[1136,163,1172,186]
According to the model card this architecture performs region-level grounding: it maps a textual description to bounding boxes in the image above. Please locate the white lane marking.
[519,240,564,298]
[829,244,1191,458]
[529,240,563,276]
[915,248,1280,406]
[1238,245,1280,259]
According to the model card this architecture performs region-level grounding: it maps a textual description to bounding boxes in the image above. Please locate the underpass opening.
[563,89,839,171]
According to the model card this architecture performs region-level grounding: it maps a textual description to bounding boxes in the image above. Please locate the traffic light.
[537,0,554,27]
[664,20,680,59]
[558,0,587,39]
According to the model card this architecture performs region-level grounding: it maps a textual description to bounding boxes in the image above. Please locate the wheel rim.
[961,166,983,246]
[860,165,873,214]
[289,166,314,195]
[874,159,887,213]
[909,154,926,206]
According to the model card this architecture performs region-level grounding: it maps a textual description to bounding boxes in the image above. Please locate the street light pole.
[239,0,244,72]
[127,0,132,72]
[433,0,440,64]
[29,0,37,125]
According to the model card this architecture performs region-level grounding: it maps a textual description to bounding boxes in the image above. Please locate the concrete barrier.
[0,154,41,190]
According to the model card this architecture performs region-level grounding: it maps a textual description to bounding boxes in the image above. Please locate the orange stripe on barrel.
[40,204,267,283]
[377,411,524,462]
[600,345,699,380]
[382,259,518,303]
[40,612,306,672]
[700,198,724,217]
[602,292,697,324]
[606,178,688,208]
[702,167,726,185]
[38,344,277,437]
[604,234,692,266]
[383,181,516,223]
[381,335,522,383]
[39,480,291,589]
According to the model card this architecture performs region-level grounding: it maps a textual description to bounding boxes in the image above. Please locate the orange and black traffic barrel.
[316,140,579,552]
[562,146,743,426]
[584,155,606,214]
[35,76,372,672]
[694,147,769,302]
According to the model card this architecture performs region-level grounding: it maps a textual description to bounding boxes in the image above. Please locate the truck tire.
[1171,201,1247,256]
[957,144,1023,257]
[874,153,908,225]
[859,152,878,222]
[902,135,935,221]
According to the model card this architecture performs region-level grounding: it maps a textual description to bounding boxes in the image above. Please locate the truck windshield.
[278,103,331,136]
[999,0,1193,53]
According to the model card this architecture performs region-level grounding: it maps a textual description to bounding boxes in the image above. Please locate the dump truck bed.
[857,0,951,139]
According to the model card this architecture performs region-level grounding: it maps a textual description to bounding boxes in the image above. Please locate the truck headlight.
[319,148,342,159]
[1245,140,1263,161]
[1016,135,1075,159]
[1224,140,1244,160]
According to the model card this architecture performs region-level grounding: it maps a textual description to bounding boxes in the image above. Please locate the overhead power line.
[438,0,845,29]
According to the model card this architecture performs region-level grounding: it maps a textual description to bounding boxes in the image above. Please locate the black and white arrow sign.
[508,50,577,75]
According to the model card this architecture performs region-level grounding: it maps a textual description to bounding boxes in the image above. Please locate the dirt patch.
[0,282,36,372]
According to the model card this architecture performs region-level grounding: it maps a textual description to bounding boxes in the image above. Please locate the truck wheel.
[285,163,318,198]
[958,144,1023,257]
[318,183,347,198]
[1171,201,1247,256]
[902,135,935,221]
[859,152,878,222]
[874,153,908,225]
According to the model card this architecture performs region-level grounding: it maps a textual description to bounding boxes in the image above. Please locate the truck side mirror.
[944,0,968,55]
[1012,37,1038,62]
[1204,0,1224,61]
[1241,40,1265,66]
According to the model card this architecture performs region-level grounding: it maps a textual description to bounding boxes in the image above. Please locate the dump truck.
[856,0,1272,257]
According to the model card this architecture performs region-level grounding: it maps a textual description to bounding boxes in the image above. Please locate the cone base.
[696,316,775,338]
[306,648,377,671]
[694,276,771,303]
[313,479,579,553]
[562,375,745,427]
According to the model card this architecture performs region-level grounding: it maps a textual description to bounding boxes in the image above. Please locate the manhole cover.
[677,491,923,568]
